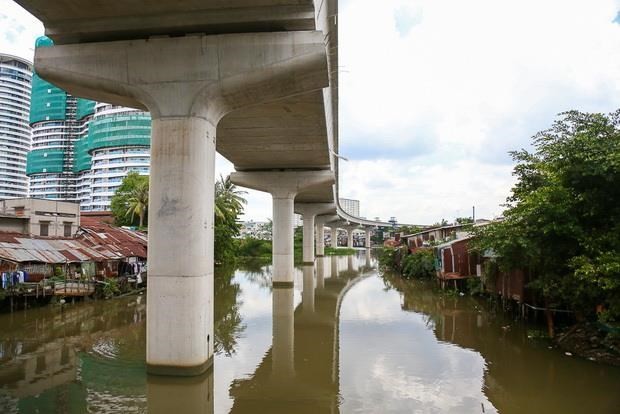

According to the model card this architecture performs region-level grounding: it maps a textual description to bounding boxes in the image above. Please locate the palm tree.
[125,180,149,228]
[215,174,247,220]
[214,175,247,263]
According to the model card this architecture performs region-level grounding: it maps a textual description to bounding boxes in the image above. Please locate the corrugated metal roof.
[0,224,147,264]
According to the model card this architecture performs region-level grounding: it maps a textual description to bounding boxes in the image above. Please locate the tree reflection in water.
[236,258,272,289]
[214,264,246,356]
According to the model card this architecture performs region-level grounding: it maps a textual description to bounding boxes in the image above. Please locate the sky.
[2,0,620,224]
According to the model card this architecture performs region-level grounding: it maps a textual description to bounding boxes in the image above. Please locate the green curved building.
[27,36,151,209]
[80,105,151,211]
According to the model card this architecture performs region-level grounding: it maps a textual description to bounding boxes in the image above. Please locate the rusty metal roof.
[0,224,147,264]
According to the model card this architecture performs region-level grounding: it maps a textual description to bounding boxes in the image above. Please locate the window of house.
[40,222,49,237]
[64,222,72,237]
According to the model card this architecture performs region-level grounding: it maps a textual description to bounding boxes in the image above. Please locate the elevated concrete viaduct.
[16,0,394,376]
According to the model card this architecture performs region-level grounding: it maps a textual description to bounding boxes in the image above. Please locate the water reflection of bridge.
[0,251,374,413]
[229,250,374,413]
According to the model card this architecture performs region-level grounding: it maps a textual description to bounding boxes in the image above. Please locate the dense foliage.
[237,237,272,258]
[402,249,436,279]
[472,110,620,320]
[110,172,149,227]
[214,175,247,264]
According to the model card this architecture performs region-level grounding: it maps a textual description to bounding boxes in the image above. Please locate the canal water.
[1,251,619,413]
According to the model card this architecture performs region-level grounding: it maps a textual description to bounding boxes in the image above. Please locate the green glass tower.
[27,36,151,210]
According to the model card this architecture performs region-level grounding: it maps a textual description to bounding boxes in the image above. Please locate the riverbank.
[556,323,620,366]
[235,236,356,262]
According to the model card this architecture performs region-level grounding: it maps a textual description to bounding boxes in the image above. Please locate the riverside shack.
[0,223,147,299]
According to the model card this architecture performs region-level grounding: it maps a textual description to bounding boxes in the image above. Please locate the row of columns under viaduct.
[29,24,375,378]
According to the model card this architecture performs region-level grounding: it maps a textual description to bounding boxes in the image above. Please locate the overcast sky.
[2,0,620,224]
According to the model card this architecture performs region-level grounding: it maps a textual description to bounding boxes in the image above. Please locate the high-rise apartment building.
[83,103,151,211]
[26,36,151,211]
[27,36,81,200]
[339,198,360,217]
[0,53,32,198]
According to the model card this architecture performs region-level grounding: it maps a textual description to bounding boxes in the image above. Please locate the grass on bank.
[236,237,356,261]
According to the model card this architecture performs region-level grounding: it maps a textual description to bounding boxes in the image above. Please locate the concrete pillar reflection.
[366,248,372,268]
[302,265,315,314]
[316,256,326,288]
[272,287,295,379]
[147,371,214,414]
[331,255,339,279]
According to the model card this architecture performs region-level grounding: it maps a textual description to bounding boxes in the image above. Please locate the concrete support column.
[295,204,334,264]
[302,214,316,264]
[315,215,337,257]
[330,227,339,247]
[272,287,295,379]
[315,223,325,256]
[346,227,355,248]
[272,195,295,285]
[147,116,215,376]
[365,228,372,248]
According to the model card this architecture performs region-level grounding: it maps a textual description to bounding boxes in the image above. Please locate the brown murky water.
[1,250,619,413]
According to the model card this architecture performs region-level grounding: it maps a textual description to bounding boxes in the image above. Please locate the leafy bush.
[378,247,399,269]
[401,249,435,279]
[102,278,120,298]
[237,237,272,258]
[325,247,355,256]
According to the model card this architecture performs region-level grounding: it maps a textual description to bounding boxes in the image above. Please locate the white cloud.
[0,0,42,62]
[4,1,620,223]
[337,0,620,223]
[340,158,514,224]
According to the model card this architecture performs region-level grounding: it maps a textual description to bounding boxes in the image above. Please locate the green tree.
[472,110,620,325]
[125,180,149,228]
[110,172,149,227]
[214,175,247,264]
[398,225,423,235]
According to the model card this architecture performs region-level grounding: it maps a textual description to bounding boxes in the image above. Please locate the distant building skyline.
[339,198,360,217]
[0,53,32,198]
